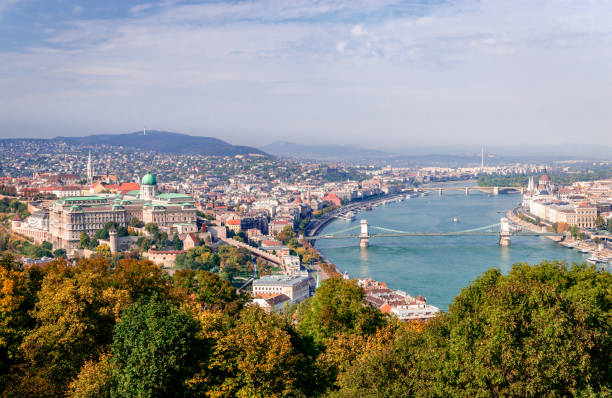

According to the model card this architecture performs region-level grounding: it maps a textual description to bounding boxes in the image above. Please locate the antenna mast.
[481,146,484,170]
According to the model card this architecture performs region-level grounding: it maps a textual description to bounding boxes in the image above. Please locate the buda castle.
[16,173,197,251]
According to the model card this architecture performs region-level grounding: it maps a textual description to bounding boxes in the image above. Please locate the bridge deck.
[304,232,561,239]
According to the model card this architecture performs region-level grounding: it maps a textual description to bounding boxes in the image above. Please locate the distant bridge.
[418,186,524,195]
[303,218,561,247]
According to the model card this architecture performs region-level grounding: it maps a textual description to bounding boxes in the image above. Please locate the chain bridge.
[303,218,562,248]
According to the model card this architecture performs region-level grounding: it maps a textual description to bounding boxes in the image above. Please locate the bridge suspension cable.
[370,226,411,234]
[458,223,501,233]
[323,224,361,236]
[370,222,501,236]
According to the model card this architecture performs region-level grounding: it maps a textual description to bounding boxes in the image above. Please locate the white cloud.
[1,0,612,147]
[351,24,367,37]
[130,3,153,14]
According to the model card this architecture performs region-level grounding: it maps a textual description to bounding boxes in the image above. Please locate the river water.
[316,189,588,310]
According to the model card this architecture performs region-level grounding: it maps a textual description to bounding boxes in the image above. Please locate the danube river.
[315,189,588,310]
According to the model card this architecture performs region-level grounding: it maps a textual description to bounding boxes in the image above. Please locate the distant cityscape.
[2,134,612,320]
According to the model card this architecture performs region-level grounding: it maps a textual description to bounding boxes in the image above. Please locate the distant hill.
[54,130,267,156]
[261,141,396,161]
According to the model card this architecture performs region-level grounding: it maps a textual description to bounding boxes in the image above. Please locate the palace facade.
[19,173,197,251]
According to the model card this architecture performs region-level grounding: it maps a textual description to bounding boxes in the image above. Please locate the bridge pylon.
[359,219,369,248]
[499,217,511,246]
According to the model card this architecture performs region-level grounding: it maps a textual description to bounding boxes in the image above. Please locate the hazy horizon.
[1,0,612,148]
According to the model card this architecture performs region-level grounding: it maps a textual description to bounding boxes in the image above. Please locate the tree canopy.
[1,253,611,397]
[111,296,199,398]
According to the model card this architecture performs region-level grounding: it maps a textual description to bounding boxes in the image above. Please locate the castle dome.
[141,173,157,185]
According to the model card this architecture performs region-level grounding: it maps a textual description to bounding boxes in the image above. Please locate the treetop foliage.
[0,254,610,397]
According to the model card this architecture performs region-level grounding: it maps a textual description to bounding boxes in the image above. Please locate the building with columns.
[39,173,197,251]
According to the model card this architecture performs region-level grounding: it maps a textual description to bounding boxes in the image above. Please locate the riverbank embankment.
[506,207,564,242]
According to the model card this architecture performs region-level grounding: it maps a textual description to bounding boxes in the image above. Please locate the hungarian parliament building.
[12,173,197,251]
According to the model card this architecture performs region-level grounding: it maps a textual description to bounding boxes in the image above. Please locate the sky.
[1,0,611,150]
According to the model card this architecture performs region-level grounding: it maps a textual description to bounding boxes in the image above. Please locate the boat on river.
[586,254,610,265]
[338,211,355,221]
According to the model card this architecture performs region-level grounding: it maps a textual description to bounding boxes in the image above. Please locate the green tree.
[0,254,36,386]
[111,297,199,398]
[15,258,129,396]
[199,306,307,398]
[79,232,90,249]
[53,248,67,258]
[94,243,111,257]
[325,325,413,397]
[145,222,159,235]
[334,262,612,397]
[136,236,151,252]
[175,246,220,271]
[596,216,606,230]
[67,352,114,398]
[275,225,296,245]
[569,225,580,239]
[297,277,386,345]
[219,260,240,284]
[172,234,183,250]
[111,258,170,301]
[438,262,612,396]
[172,270,248,315]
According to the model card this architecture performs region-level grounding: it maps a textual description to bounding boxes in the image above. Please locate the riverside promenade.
[506,206,565,243]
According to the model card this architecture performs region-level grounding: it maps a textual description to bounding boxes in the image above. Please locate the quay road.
[304,193,406,241]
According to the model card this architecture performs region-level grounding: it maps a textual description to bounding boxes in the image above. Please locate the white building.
[390,303,440,322]
[281,255,305,275]
[251,294,291,313]
[252,275,310,304]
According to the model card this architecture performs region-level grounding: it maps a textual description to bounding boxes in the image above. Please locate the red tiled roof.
[119,182,140,191]
[262,240,282,246]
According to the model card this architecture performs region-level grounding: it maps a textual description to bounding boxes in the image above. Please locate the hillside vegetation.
[0,256,610,397]
[53,130,268,156]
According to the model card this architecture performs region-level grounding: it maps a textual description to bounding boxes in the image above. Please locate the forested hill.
[53,131,268,156]
[1,257,610,396]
